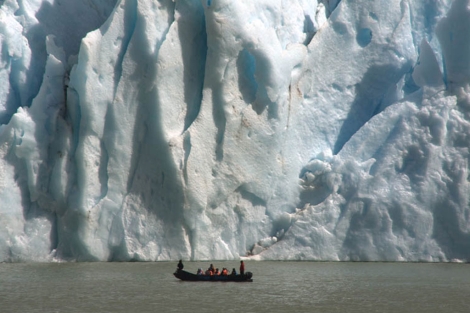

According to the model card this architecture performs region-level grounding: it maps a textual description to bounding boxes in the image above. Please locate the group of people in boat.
[198,264,233,276]
[177,260,246,276]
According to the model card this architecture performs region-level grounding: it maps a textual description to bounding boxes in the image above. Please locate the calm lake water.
[0,261,469,313]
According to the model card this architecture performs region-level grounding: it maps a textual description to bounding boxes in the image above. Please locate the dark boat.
[174,269,253,282]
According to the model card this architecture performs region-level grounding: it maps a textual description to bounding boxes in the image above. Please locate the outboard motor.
[245,272,253,279]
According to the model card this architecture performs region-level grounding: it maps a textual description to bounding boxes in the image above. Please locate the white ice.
[1,0,469,262]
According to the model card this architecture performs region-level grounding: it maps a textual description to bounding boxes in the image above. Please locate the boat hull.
[174,270,253,282]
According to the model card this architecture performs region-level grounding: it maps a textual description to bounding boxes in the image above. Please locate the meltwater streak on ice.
[0,262,470,313]
[0,0,469,263]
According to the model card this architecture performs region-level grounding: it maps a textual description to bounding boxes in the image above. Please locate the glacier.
[0,0,470,262]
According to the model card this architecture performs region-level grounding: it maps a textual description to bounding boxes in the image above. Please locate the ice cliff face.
[1,0,469,262]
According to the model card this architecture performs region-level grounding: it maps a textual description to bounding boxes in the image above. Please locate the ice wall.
[1,0,469,262]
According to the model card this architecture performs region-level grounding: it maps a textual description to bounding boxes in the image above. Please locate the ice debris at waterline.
[0,0,469,262]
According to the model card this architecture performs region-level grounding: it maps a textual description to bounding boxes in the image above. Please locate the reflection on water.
[0,261,469,313]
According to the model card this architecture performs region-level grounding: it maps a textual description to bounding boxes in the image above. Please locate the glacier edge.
[1,0,470,262]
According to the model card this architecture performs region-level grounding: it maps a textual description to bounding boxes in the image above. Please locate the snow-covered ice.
[0,0,469,262]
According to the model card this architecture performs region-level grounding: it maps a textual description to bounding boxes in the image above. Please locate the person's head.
[240,260,244,263]
[179,259,182,262]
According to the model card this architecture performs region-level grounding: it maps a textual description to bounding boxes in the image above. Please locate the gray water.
[0,261,469,313]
